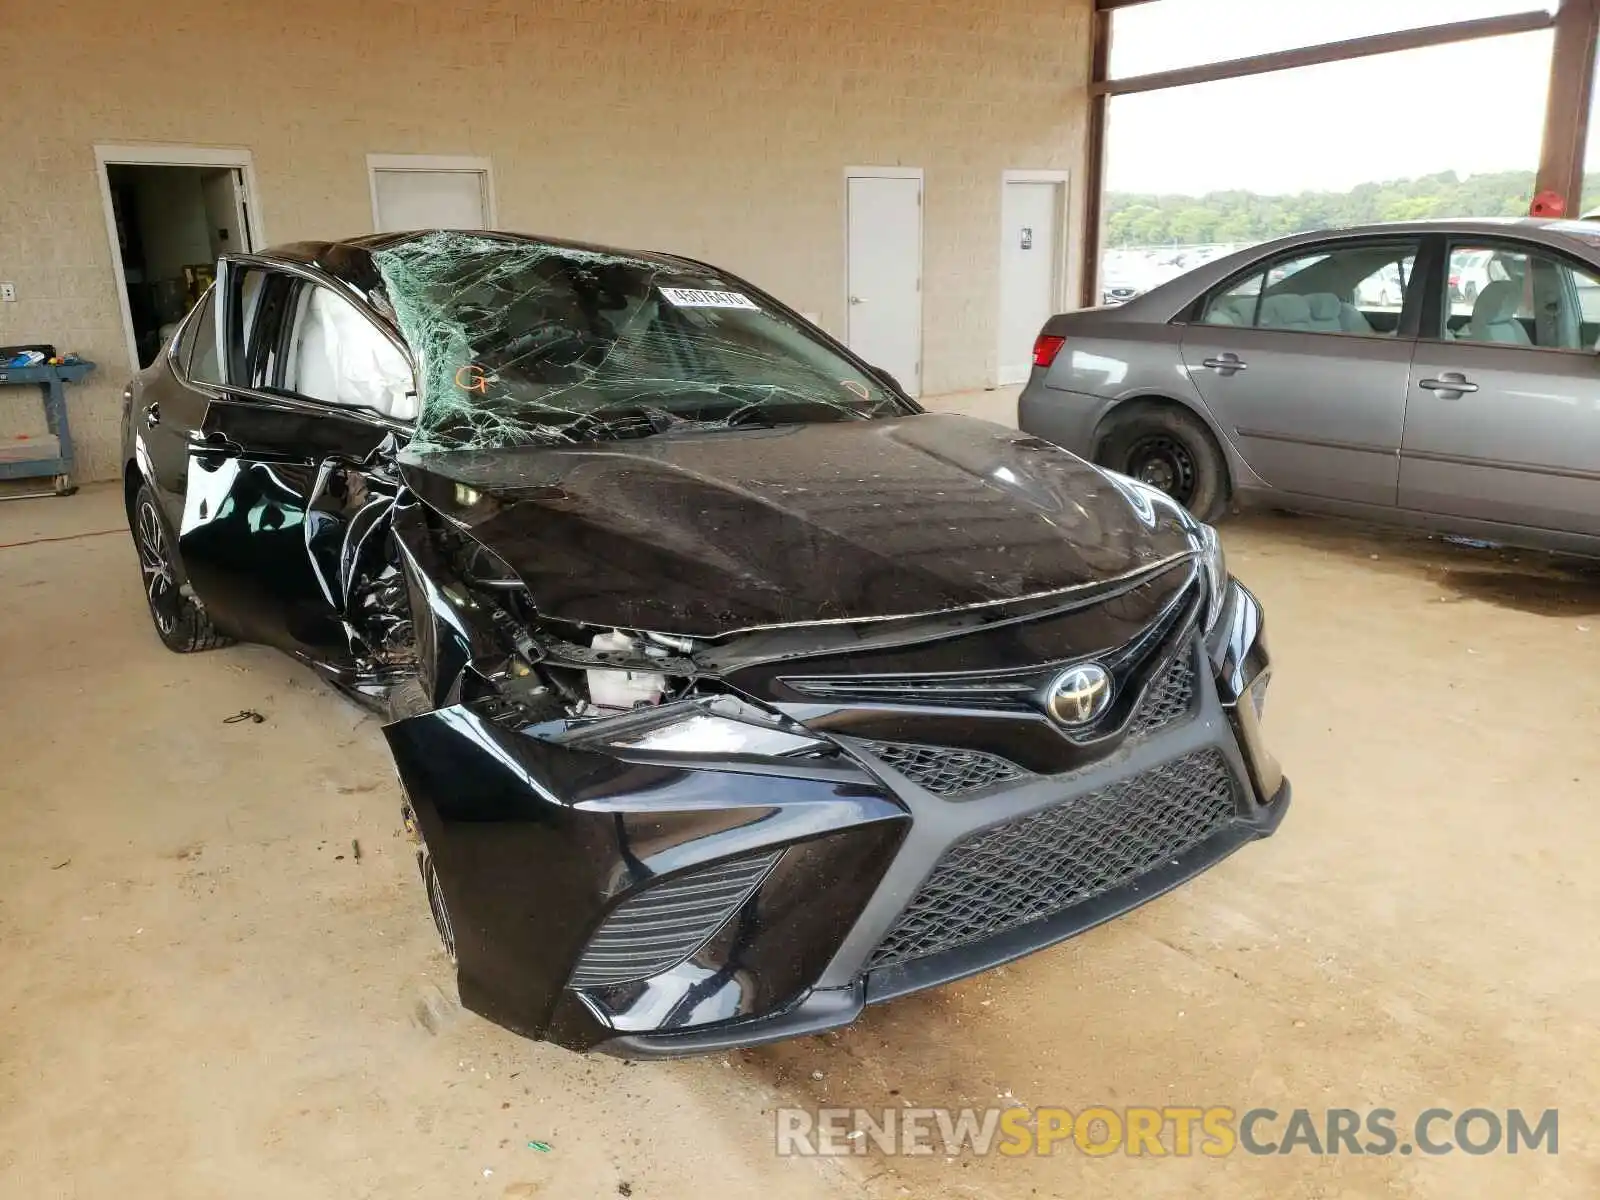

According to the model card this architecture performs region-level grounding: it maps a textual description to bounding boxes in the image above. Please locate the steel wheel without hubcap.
[1126,434,1198,507]
[135,497,182,636]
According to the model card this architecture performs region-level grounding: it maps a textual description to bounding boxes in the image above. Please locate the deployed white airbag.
[292,286,417,419]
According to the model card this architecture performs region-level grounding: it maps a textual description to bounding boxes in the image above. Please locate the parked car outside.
[1355,260,1407,308]
[1100,249,1157,305]
[1020,218,1600,556]
[1448,249,1507,302]
[121,230,1287,1056]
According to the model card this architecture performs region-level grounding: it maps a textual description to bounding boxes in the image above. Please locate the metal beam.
[1095,9,1555,97]
[1536,0,1600,212]
[1080,4,1113,309]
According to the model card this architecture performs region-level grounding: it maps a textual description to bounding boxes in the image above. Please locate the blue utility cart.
[0,360,94,497]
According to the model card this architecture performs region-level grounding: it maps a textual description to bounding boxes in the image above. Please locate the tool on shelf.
[0,349,95,500]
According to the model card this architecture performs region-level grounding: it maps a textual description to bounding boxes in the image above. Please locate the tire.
[1098,406,1229,522]
[401,793,456,964]
[385,677,433,723]
[130,483,234,653]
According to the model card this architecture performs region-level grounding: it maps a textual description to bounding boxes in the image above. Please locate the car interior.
[1440,243,1600,350]
[1198,243,1417,337]
[1196,239,1600,351]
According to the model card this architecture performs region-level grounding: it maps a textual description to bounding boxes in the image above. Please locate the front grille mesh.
[868,749,1238,970]
[1128,652,1196,737]
[864,742,1031,796]
[569,850,781,988]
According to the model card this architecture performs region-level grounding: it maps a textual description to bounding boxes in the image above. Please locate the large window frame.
[1082,0,1599,308]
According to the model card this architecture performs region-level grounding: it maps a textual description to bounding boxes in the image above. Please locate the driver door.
[177,258,416,661]
[1400,238,1600,538]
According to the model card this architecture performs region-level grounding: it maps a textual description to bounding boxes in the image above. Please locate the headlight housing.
[1196,521,1228,633]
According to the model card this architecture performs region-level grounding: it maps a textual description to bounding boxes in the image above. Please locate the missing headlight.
[566,695,829,759]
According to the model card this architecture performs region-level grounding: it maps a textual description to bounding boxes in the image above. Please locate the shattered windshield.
[372,231,908,453]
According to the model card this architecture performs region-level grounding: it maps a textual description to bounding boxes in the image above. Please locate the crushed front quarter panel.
[383,700,909,1048]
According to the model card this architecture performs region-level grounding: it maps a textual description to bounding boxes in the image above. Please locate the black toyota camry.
[120,230,1288,1056]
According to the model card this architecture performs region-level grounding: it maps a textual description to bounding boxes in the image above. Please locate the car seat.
[1257,294,1313,331]
[1305,293,1375,335]
[1462,280,1531,345]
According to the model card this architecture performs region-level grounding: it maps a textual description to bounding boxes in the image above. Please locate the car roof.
[250,230,715,291]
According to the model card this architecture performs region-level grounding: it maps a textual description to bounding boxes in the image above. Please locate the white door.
[371,169,489,232]
[846,173,923,395]
[999,180,1063,384]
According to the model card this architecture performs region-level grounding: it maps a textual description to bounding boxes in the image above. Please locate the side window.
[1354,259,1409,310]
[1444,243,1600,350]
[224,266,276,386]
[184,287,222,384]
[283,284,416,420]
[172,290,207,367]
[237,268,299,389]
[1200,272,1266,327]
[1201,242,1417,337]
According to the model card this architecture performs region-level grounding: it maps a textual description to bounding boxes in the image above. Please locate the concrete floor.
[4,461,1600,1198]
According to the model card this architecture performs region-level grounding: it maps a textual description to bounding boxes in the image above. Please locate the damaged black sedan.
[120,230,1288,1056]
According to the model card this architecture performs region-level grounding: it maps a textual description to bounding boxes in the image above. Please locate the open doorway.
[96,147,261,370]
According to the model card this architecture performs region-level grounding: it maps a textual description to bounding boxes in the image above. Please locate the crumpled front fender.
[384,701,908,1047]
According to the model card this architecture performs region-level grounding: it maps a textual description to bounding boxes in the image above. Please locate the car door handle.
[192,430,243,456]
[1201,355,1247,374]
[849,296,868,306]
[144,402,160,428]
[1419,374,1479,396]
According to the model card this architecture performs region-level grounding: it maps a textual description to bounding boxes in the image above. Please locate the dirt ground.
[4,472,1599,1199]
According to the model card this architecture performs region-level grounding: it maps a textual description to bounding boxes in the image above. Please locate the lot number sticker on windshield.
[659,287,760,310]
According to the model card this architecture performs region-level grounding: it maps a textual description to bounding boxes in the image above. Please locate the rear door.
[140,287,222,532]
[177,258,415,659]
[1400,237,1600,538]
[1180,236,1422,507]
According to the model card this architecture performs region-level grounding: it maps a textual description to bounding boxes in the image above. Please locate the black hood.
[401,414,1198,637]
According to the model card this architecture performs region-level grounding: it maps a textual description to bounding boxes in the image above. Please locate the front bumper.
[385,580,1286,1057]
[606,778,1289,1059]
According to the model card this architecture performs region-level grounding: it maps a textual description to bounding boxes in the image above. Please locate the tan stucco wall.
[0,0,1091,482]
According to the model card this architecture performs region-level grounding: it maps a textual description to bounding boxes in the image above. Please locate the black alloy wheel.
[132,484,233,653]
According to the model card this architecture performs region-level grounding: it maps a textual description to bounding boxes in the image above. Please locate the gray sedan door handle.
[1201,354,1247,375]
[1419,373,1479,397]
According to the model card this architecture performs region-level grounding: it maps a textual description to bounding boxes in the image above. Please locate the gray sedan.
[1019,219,1600,555]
